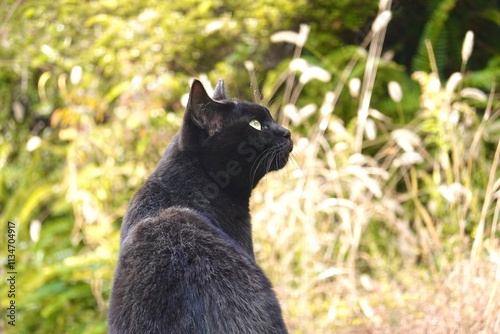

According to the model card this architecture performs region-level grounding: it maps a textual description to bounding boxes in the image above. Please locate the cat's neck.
[150,136,255,257]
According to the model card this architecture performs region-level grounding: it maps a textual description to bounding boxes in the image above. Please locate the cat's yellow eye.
[249,119,262,131]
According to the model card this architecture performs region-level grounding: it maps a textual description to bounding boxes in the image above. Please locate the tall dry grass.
[250,1,500,332]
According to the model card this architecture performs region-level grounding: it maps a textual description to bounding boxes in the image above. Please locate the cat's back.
[108,206,287,334]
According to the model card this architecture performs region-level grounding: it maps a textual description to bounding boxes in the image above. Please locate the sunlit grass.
[251,2,500,332]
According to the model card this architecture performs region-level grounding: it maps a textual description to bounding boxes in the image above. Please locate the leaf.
[19,185,55,225]
[104,82,130,104]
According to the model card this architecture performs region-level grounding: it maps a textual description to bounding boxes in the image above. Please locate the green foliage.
[0,0,499,333]
[410,0,500,83]
[412,0,457,74]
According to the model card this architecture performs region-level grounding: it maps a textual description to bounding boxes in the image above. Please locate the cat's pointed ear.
[185,79,222,135]
[213,79,228,100]
[187,79,213,110]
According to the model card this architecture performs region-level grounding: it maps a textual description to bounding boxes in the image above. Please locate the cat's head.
[179,79,293,197]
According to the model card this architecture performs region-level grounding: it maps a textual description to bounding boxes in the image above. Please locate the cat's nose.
[273,124,291,139]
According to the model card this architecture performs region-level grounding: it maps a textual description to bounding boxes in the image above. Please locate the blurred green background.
[1,0,499,333]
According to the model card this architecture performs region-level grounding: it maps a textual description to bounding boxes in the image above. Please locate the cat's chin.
[270,157,289,171]
[269,142,293,171]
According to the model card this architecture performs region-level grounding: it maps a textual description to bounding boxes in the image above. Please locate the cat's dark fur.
[108,79,292,333]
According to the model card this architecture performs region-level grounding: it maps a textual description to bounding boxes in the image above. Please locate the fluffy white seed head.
[371,10,392,33]
[297,24,311,47]
[461,31,474,63]
[26,136,42,152]
[349,78,361,98]
[299,66,331,84]
[244,61,255,72]
[70,65,83,85]
[289,58,309,72]
[388,81,403,103]
[271,31,300,45]
[445,72,463,97]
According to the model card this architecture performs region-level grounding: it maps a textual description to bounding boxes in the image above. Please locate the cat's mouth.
[275,139,293,166]
[249,141,293,187]
[278,136,294,157]
[285,138,294,153]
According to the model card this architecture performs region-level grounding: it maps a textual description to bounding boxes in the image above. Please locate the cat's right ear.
[186,79,222,135]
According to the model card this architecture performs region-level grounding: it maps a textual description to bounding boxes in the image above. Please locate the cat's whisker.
[257,149,275,179]
[264,148,297,191]
[250,148,271,177]
[259,147,283,187]
[288,154,303,178]
[265,149,277,174]
[250,148,274,188]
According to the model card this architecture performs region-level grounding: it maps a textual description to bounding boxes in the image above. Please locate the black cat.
[108,79,292,334]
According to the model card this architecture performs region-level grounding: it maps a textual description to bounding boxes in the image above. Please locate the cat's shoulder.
[122,206,249,262]
[125,207,210,243]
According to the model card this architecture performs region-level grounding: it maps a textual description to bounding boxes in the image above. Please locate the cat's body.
[108,80,292,333]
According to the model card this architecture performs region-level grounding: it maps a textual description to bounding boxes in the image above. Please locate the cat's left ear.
[186,79,222,135]
[213,79,228,100]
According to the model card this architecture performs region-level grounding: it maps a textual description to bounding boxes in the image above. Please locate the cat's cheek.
[246,136,263,151]
[226,160,242,176]
[247,132,274,151]
[261,131,274,145]
[237,142,257,162]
